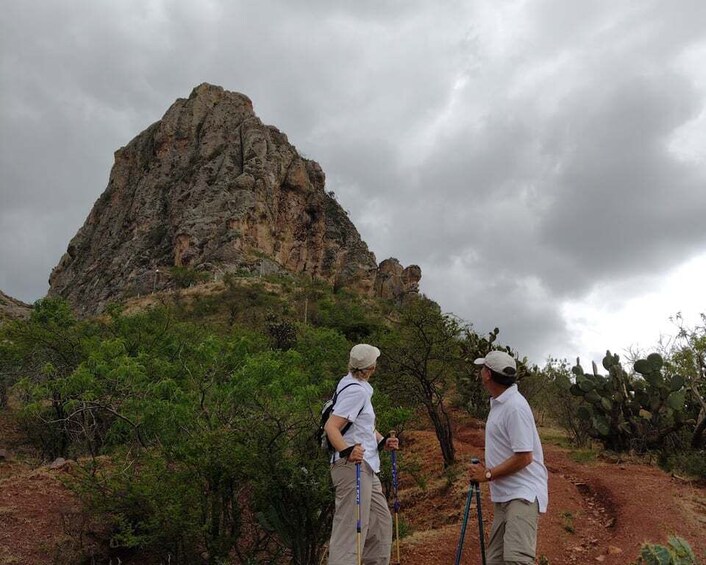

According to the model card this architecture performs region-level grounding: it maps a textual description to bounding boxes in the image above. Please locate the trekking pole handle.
[470,457,480,484]
[391,436,399,497]
[380,430,398,451]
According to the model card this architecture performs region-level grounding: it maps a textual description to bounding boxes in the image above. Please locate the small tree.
[232,350,338,565]
[457,328,536,419]
[456,327,499,418]
[540,358,592,446]
[378,297,462,467]
[663,313,706,448]
[3,298,91,457]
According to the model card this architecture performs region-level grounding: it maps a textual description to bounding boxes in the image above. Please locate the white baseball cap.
[474,351,517,379]
[349,344,381,369]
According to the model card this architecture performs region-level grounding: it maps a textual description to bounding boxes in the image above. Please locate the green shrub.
[171,266,209,288]
[264,312,297,350]
[313,295,382,342]
[659,447,706,480]
[73,451,206,563]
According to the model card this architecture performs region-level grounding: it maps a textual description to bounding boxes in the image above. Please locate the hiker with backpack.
[324,343,399,565]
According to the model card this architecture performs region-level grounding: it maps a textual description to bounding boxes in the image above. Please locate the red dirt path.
[396,423,706,564]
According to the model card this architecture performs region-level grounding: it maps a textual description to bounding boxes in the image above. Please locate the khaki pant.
[328,459,392,565]
[487,499,539,565]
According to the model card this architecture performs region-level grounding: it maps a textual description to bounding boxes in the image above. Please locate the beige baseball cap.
[349,344,381,369]
[474,350,517,378]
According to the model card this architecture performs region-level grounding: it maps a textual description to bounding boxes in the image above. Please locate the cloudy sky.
[2,1,706,365]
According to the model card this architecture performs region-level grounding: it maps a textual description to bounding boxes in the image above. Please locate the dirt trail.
[397,427,706,564]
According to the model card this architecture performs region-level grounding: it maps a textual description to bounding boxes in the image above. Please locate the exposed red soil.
[0,414,71,563]
[0,465,87,564]
[1,410,705,564]
[396,420,706,564]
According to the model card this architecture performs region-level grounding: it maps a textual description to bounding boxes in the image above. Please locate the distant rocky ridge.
[49,84,420,315]
[0,290,31,322]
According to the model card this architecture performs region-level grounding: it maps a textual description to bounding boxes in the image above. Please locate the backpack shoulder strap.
[333,381,361,402]
[335,382,366,433]
[332,382,365,462]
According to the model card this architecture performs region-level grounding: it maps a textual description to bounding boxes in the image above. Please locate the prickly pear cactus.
[570,351,688,452]
[636,535,697,564]
[638,544,672,565]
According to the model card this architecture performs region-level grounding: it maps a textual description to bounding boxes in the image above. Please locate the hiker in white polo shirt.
[324,344,399,565]
[468,351,548,565]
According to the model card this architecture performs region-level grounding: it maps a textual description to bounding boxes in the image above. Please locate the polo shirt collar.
[491,383,518,405]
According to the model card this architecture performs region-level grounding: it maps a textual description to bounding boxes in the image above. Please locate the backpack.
[316,382,362,452]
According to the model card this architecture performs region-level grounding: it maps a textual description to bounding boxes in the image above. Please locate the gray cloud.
[2,0,706,363]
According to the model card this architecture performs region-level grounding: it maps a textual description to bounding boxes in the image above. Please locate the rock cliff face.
[49,84,420,314]
[0,290,31,322]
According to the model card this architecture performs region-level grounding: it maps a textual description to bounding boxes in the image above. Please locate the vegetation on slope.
[0,276,704,563]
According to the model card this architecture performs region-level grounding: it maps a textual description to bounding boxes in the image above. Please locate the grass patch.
[0,547,20,564]
[569,449,597,464]
[560,510,575,533]
[539,426,573,448]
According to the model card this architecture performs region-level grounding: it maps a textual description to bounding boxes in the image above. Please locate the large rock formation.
[0,290,31,323]
[49,84,420,314]
[374,259,421,301]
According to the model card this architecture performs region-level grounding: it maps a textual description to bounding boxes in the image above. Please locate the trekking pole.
[454,457,480,565]
[390,430,401,564]
[475,477,486,565]
[356,458,362,565]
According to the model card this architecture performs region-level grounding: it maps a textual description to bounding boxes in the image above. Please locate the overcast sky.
[2,0,706,366]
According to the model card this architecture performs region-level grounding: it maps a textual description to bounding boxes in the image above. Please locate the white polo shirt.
[485,384,548,513]
[331,374,380,473]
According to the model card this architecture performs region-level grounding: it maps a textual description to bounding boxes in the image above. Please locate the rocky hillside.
[0,290,30,323]
[49,84,420,315]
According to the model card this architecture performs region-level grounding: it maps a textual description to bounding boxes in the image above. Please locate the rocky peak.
[0,290,31,322]
[49,84,420,314]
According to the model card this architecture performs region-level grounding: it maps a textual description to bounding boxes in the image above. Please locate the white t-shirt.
[330,373,380,473]
[485,384,549,513]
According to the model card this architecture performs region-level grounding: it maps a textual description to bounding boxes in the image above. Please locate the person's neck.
[488,382,510,399]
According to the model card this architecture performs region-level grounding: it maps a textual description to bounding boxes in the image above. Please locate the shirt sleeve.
[332,385,366,422]
[507,405,535,452]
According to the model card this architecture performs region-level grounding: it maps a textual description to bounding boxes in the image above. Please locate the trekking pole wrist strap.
[338,445,354,458]
[377,434,389,451]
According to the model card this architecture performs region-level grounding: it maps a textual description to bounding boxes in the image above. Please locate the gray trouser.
[328,459,392,565]
[487,498,539,565]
